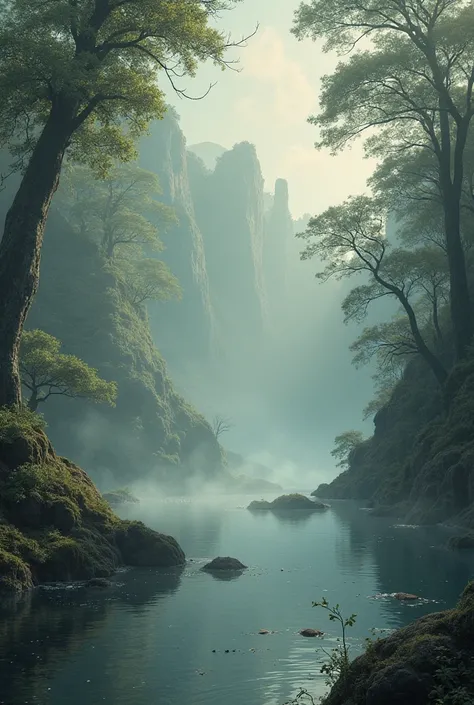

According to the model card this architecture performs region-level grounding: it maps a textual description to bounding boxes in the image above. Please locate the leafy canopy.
[0,0,247,173]
[20,329,117,410]
[331,430,364,469]
[116,257,182,307]
[56,163,175,258]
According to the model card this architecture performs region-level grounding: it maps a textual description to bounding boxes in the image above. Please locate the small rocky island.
[202,556,248,572]
[247,493,329,512]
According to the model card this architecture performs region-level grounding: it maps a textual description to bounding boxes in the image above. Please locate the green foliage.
[331,431,364,469]
[20,329,117,410]
[0,0,245,172]
[56,164,176,259]
[313,598,357,690]
[115,257,182,308]
[292,0,474,156]
[0,405,46,439]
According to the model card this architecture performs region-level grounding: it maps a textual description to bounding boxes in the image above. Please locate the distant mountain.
[188,142,228,170]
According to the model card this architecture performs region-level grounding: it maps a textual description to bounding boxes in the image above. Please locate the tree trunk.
[443,188,472,360]
[27,389,39,412]
[0,103,75,407]
[374,273,448,386]
[432,294,443,344]
[404,296,448,386]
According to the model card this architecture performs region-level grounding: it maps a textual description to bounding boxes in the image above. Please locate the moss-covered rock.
[322,582,474,705]
[115,521,184,567]
[202,556,247,571]
[0,409,185,593]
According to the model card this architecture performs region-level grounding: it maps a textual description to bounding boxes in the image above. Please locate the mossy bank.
[0,409,185,593]
[323,582,474,705]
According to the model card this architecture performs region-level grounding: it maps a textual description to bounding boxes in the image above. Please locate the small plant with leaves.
[313,597,357,688]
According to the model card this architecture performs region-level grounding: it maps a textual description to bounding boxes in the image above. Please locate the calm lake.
[1,497,473,705]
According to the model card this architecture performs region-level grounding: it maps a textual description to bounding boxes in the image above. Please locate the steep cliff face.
[263,179,293,325]
[187,142,227,170]
[24,209,224,488]
[187,142,267,367]
[138,110,215,369]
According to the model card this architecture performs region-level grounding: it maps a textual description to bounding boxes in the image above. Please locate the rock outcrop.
[188,141,267,368]
[263,179,293,325]
[322,582,474,705]
[0,409,185,593]
[314,348,474,527]
[139,109,216,368]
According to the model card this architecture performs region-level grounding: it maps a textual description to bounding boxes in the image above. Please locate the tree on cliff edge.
[20,330,117,412]
[0,0,249,409]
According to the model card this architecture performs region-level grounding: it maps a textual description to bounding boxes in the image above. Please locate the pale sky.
[163,0,376,218]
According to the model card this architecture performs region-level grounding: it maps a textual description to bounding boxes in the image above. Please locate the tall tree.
[298,196,448,384]
[0,0,249,408]
[56,164,175,258]
[293,0,474,360]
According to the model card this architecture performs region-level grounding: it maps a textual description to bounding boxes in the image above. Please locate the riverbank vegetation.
[293,0,474,526]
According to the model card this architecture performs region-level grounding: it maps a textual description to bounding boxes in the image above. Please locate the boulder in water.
[299,628,324,637]
[202,556,247,572]
[394,592,418,601]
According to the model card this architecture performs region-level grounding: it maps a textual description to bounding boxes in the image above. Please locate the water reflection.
[203,570,246,582]
[329,501,474,630]
[0,566,183,705]
[2,499,474,705]
[270,510,319,526]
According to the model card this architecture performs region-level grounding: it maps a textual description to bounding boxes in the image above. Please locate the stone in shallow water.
[202,556,247,571]
[299,628,324,637]
[85,577,111,588]
[394,592,418,601]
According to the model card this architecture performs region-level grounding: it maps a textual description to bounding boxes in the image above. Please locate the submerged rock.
[321,582,474,705]
[448,534,474,550]
[85,577,111,588]
[394,592,419,601]
[202,556,247,572]
[248,494,329,512]
[0,409,185,593]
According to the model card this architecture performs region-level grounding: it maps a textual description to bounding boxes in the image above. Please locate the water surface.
[1,497,473,705]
